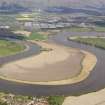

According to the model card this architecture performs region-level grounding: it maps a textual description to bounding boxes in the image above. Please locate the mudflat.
[0,42,84,82]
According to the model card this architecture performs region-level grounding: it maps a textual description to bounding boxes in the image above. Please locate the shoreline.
[0,41,97,85]
[69,36,105,40]
[63,88,105,105]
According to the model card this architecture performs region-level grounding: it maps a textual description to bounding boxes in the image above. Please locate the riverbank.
[0,39,25,57]
[13,30,31,37]
[63,88,105,105]
[69,36,105,49]
[0,41,97,85]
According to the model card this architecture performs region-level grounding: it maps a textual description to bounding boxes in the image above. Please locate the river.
[0,31,105,96]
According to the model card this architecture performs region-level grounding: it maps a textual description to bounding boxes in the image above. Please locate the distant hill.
[0,0,105,15]
[0,2,30,13]
[0,0,105,9]
[45,7,103,16]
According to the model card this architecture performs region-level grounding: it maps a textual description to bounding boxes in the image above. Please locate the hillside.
[45,7,103,15]
[0,2,29,13]
[0,0,105,15]
[0,0,104,8]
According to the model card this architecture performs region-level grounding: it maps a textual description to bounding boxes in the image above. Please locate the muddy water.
[0,31,105,96]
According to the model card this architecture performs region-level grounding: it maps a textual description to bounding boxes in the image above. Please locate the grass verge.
[0,39,25,57]
[69,37,105,49]
[26,32,48,41]
[48,96,65,105]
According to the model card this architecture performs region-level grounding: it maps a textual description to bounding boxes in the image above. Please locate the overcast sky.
[0,0,105,8]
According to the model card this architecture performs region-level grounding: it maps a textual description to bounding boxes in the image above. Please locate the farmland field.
[0,39,25,57]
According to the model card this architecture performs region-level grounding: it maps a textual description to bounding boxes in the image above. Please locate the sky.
[0,0,105,8]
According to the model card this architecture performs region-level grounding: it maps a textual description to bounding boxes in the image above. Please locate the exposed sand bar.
[0,41,97,85]
[69,36,105,40]
[13,31,31,37]
[63,88,105,105]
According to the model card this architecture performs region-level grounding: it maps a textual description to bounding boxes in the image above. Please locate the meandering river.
[0,31,105,96]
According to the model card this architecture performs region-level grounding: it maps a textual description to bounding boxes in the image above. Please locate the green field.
[69,37,105,49]
[94,26,105,32]
[48,96,65,105]
[27,32,48,41]
[66,26,105,32]
[0,40,25,57]
[67,27,92,32]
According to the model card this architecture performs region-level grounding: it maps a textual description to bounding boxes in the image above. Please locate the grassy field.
[67,27,92,32]
[69,37,105,49]
[66,26,105,32]
[94,26,105,32]
[0,39,25,57]
[48,96,65,105]
[27,32,48,41]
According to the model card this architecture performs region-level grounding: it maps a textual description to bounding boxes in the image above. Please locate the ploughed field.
[0,39,25,57]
